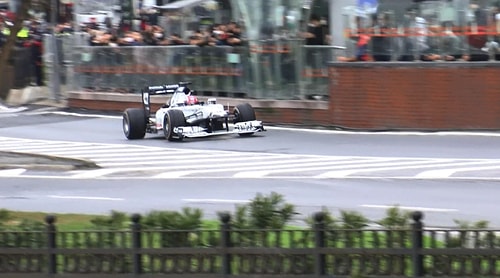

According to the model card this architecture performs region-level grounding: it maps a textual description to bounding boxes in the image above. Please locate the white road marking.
[47,195,124,201]
[360,204,458,213]
[0,106,27,113]
[19,145,119,154]
[416,165,500,178]
[99,155,342,168]
[234,159,442,178]
[317,160,499,179]
[37,147,150,156]
[153,158,380,179]
[0,168,27,176]
[75,157,360,178]
[97,154,287,166]
[182,198,251,204]
[1,136,500,180]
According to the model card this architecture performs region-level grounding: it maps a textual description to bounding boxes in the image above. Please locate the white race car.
[122,82,265,141]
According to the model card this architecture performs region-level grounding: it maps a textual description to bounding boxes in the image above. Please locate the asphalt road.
[1,106,500,227]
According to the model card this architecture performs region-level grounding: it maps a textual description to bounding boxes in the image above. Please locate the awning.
[154,0,207,10]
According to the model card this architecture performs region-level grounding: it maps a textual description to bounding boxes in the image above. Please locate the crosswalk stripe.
[0,168,26,176]
[75,157,362,178]
[153,158,401,179]
[96,154,295,166]
[1,136,500,180]
[316,160,500,178]
[416,164,500,178]
[235,159,448,178]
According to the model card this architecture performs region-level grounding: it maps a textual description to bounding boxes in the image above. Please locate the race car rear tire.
[164,109,186,141]
[123,108,147,140]
[233,103,256,137]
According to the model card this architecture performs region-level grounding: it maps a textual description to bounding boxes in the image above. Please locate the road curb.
[0,151,100,171]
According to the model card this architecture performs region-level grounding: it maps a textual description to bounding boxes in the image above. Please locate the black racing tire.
[233,103,256,137]
[163,109,186,141]
[234,103,256,123]
[123,108,147,140]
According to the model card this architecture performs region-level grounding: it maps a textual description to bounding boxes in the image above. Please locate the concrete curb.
[0,151,100,171]
[6,86,51,106]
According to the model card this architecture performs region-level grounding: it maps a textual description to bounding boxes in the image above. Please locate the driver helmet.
[185,95,199,105]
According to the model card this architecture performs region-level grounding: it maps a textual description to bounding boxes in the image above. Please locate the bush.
[141,208,203,247]
[90,210,128,230]
[232,192,297,230]
[377,205,411,229]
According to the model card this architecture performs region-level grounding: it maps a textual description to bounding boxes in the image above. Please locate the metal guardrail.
[1,212,500,277]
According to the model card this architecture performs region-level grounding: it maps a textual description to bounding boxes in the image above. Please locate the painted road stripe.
[2,145,85,152]
[47,195,124,201]
[91,152,272,162]
[158,158,399,179]
[182,198,251,204]
[317,160,500,179]
[38,148,153,156]
[97,153,265,167]
[99,154,337,166]
[0,168,27,176]
[416,164,500,178]
[73,157,360,178]
[361,204,458,213]
[234,159,444,178]
[25,145,122,153]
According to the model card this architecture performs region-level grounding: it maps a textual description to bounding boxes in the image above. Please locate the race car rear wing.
[141,82,192,116]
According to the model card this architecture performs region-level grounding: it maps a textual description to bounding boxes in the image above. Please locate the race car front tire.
[234,103,256,122]
[233,103,256,137]
[164,109,186,141]
[123,108,147,140]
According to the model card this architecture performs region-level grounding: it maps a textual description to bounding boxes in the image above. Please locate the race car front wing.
[173,120,265,138]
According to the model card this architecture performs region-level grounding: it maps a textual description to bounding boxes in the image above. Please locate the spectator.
[439,22,463,61]
[118,30,143,46]
[303,14,326,45]
[27,33,43,86]
[371,12,393,62]
[337,16,371,62]
[142,24,159,45]
[168,33,186,45]
[337,33,370,62]
[397,7,440,61]
[0,19,6,48]
[188,29,209,46]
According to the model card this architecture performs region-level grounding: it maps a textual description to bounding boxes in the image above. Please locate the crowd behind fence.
[1,212,500,277]
[43,29,500,101]
[46,34,344,100]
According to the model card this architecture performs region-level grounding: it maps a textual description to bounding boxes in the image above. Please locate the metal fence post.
[131,213,142,276]
[219,212,232,277]
[45,215,57,276]
[411,211,424,277]
[314,211,326,277]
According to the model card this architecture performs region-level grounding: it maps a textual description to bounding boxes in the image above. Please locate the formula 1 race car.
[122,82,265,141]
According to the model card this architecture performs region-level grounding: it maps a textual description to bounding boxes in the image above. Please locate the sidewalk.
[1,87,94,170]
[0,151,99,171]
[4,86,68,108]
